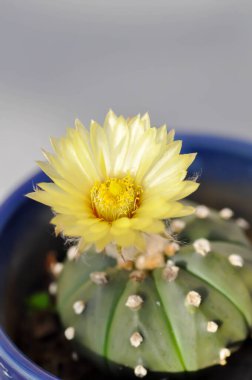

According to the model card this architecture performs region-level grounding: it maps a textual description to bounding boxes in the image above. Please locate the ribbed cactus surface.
[177,204,250,247]
[56,205,252,376]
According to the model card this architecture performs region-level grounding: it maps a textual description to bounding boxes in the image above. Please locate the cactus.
[25,111,252,377]
[56,204,252,377]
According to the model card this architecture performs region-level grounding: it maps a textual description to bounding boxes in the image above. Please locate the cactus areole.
[26,111,252,377]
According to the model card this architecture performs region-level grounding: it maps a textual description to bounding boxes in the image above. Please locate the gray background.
[0,0,252,202]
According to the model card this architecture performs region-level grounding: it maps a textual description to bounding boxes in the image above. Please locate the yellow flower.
[26,110,199,253]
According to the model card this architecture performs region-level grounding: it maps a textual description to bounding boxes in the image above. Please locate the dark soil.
[14,248,106,380]
[16,310,105,380]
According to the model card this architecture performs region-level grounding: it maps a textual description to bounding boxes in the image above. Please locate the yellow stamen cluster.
[90,175,142,222]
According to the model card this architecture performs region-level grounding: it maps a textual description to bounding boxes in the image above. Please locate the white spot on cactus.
[170,219,186,233]
[51,262,64,277]
[219,208,234,220]
[134,365,147,378]
[67,246,79,261]
[236,218,250,230]
[48,282,57,295]
[64,326,75,340]
[73,300,86,315]
[72,351,79,361]
[219,348,231,365]
[195,205,210,219]
[90,271,108,285]
[156,301,161,306]
[228,254,244,267]
[130,332,144,347]
[185,291,201,307]
[162,263,180,282]
[167,259,175,266]
[207,321,218,333]
[193,238,211,256]
[125,295,144,310]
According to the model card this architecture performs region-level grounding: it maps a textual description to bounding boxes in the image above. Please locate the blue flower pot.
[0,134,252,380]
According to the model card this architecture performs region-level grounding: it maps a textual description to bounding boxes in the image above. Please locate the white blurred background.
[0,0,252,202]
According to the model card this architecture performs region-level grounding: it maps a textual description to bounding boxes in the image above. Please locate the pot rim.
[0,132,252,379]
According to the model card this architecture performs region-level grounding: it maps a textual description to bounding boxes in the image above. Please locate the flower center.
[90,175,142,222]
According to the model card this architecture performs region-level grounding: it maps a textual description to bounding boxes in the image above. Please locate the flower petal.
[27,110,199,254]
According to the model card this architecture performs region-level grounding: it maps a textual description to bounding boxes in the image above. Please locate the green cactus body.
[178,203,250,247]
[56,206,252,376]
